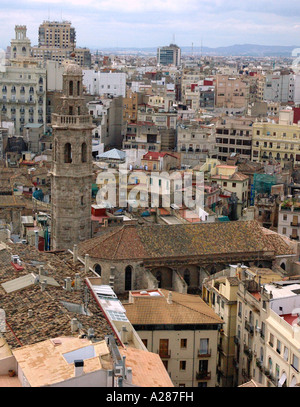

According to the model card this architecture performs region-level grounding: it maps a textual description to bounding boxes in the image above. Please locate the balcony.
[196,371,211,380]
[245,321,254,335]
[290,222,300,227]
[198,349,211,358]
[290,235,299,241]
[234,336,240,345]
[256,358,263,372]
[243,345,253,361]
[158,349,171,359]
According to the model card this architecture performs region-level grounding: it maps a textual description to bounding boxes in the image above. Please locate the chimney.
[39,265,44,277]
[28,309,33,318]
[73,244,78,264]
[74,273,81,291]
[87,328,95,339]
[74,360,84,377]
[71,318,79,333]
[167,291,172,304]
[41,279,47,291]
[65,277,72,292]
[84,254,90,274]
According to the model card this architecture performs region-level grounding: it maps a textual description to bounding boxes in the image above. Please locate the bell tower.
[50,63,94,250]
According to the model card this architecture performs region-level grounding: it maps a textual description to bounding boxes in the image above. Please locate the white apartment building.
[83,70,126,97]
[278,201,300,242]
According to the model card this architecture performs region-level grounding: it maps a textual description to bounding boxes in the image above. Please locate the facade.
[83,70,126,97]
[50,64,94,250]
[215,75,249,109]
[177,123,217,167]
[278,200,300,242]
[32,20,91,67]
[122,122,161,153]
[124,288,223,387]
[157,44,181,67]
[235,271,300,387]
[209,165,249,219]
[0,26,47,134]
[256,71,294,103]
[215,116,253,162]
[202,268,239,387]
[251,109,300,166]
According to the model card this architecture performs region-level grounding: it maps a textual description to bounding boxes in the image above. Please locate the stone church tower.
[50,64,94,250]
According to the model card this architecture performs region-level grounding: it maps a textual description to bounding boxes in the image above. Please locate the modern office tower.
[157,44,181,67]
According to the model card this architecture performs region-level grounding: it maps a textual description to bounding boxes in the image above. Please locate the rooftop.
[78,221,294,262]
[124,289,223,326]
[0,243,115,350]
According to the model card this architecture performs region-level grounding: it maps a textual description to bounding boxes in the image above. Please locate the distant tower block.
[50,64,95,250]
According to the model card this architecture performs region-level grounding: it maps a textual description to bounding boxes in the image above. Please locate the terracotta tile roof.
[78,221,291,261]
[119,346,174,387]
[0,244,115,350]
[124,289,223,326]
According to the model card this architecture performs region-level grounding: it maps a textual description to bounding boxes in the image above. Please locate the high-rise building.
[157,44,181,67]
[50,64,94,250]
[38,20,76,49]
[32,21,91,67]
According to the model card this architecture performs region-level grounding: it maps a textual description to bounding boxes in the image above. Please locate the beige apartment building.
[0,26,46,134]
[209,164,249,218]
[124,288,223,387]
[215,116,253,162]
[278,200,300,243]
[215,75,249,109]
[202,268,239,387]
[251,108,300,166]
[236,271,300,387]
[177,122,217,167]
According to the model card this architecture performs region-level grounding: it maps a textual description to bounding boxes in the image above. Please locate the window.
[283,346,289,362]
[94,264,101,276]
[276,340,281,354]
[232,183,236,188]
[292,354,299,372]
[200,339,209,355]
[81,142,87,163]
[64,143,72,163]
[180,361,186,370]
[269,333,274,347]
[125,265,132,291]
[181,339,187,349]
[69,80,73,96]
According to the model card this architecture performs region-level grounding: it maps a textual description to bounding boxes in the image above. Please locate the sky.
[0,0,300,50]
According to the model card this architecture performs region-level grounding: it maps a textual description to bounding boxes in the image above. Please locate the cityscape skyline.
[0,0,300,50]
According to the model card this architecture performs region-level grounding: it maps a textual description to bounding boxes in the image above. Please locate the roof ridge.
[112,226,126,260]
[171,297,223,324]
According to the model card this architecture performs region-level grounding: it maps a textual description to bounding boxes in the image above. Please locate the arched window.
[268,357,273,372]
[77,81,80,96]
[125,266,132,291]
[94,264,101,276]
[39,77,43,84]
[69,80,73,96]
[184,269,190,285]
[81,142,87,163]
[64,143,72,163]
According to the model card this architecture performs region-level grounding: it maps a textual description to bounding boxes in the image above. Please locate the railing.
[245,321,254,335]
[198,349,211,358]
[243,345,253,361]
[256,358,263,372]
[196,371,211,380]
[52,114,92,126]
[158,349,171,359]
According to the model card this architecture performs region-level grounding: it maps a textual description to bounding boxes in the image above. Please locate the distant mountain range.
[92,44,300,57]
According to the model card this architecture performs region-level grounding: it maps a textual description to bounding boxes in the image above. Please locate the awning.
[278,372,287,387]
